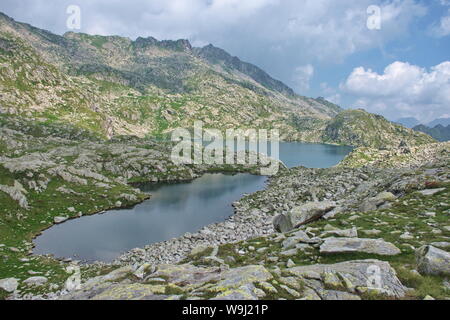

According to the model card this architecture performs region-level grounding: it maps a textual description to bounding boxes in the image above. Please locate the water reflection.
[33,143,352,262]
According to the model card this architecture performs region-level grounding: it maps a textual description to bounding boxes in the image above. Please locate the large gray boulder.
[0,278,18,293]
[417,188,445,196]
[23,276,48,287]
[274,201,336,232]
[320,237,401,256]
[321,227,358,238]
[288,259,408,298]
[359,191,397,212]
[416,245,450,276]
[273,214,293,233]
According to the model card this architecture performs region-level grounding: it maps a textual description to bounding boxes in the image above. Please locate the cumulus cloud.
[341,61,450,122]
[0,0,428,93]
[320,82,341,104]
[430,10,450,37]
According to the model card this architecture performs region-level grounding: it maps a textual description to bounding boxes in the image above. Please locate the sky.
[0,0,449,123]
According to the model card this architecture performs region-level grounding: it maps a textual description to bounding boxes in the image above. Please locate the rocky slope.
[0,12,434,147]
[0,114,277,299]
[2,120,447,300]
[49,141,448,301]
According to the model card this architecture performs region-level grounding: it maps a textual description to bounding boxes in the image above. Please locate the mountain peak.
[134,36,192,52]
[195,43,295,96]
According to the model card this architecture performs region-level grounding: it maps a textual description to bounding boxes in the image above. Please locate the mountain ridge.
[413,124,450,142]
[0,11,435,147]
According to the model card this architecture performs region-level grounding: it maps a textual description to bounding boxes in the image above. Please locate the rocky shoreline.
[114,142,450,267]
[3,141,447,300]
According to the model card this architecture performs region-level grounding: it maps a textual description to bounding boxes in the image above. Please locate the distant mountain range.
[0,11,435,148]
[396,117,450,128]
[395,117,450,141]
[428,118,450,127]
[413,124,450,142]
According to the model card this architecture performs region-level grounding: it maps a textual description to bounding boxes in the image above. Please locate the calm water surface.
[33,142,352,262]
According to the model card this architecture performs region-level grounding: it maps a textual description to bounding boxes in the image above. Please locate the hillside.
[322,109,435,148]
[0,12,339,141]
[0,12,435,147]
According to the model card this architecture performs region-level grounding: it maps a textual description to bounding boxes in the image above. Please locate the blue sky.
[0,0,449,122]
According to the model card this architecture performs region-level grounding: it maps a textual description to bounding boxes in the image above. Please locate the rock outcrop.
[416,245,450,276]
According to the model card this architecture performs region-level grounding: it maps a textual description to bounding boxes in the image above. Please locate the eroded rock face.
[288,259,408,298]
[416,245,450,276]
[320,238,401,256]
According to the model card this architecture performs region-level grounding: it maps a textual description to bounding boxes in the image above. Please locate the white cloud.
[430,9,450,37]
[341,61,450,122]
[293,64,314,92]
[320,83,341,104]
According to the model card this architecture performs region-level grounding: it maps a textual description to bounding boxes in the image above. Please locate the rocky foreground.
[2,140,447,300]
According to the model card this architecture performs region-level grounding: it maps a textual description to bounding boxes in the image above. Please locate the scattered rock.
[54,216,68,224]
[0,278,19,293]
[23,276,48,287]
[321,227,358,238]
[416,245,450,276]
[288,259,408,298]
[417,188,445,196]
[320,238,401,256]
[359,192,397,212]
